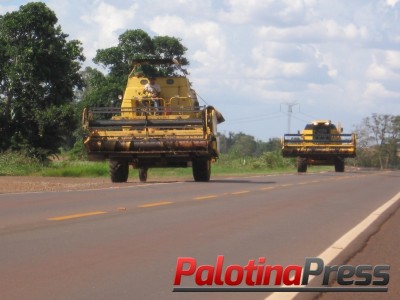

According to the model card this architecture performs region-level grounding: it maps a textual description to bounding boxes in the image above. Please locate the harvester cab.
[83,59,224,183]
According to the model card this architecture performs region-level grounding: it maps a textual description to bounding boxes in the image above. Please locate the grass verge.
[1,152,331,178]
[0,152,43,176]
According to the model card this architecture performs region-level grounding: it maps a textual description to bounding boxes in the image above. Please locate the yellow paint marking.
[193,195,217,200]
[280,184,293,187]
[298,181,309,185]
[48,211,107,221]
[138,201,172,208]
[231,190,250,195]
[260,186,275,191]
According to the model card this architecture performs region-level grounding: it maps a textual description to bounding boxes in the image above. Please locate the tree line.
[0,2,399,169]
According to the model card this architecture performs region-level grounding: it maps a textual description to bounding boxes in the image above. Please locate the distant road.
[1,169,399,300]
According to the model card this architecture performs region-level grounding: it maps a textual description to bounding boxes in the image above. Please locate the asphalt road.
[1,169,399,300]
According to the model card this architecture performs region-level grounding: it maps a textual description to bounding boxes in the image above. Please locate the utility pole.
[281,102,299,133]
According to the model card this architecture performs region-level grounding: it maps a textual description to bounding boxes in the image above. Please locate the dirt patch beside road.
[0,175,192,194]
[0,176,118,194]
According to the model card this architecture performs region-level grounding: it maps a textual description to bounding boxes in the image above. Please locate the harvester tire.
[192,159,211,182]
[297,157,308,173]
[139,168,148,183]
[334,158,345,172]
[109,160,129,183]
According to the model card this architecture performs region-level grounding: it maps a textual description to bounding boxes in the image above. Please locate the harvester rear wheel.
[109,160,129,183]
[139,168,148,183]
[297,157,308,173]
[334,158,345,172]
[192,159,211,182]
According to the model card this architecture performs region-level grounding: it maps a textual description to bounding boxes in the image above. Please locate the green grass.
[0,151,332,178]
[39,161,109,177]
[0,151,43,176]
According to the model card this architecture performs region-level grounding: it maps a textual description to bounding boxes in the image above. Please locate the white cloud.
[218,0,268,24]
[148,15,226,60]
[218,0,312,25]
[146,15,186,36]
[385,50,400,70]
[80,2,138,53]
[386,0,399,7]
[299,45,339,78]
[248,55,307,79]
[258,20,369,44]
[363,82,399,99]
[366,63,391,80]
[148,15,230,83]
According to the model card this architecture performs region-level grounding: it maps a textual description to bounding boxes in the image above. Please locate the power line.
[281,102,299,133]
[298,110,319,121]
[228,110,282,123]
[231,114,284,124]
[290,114,309,124]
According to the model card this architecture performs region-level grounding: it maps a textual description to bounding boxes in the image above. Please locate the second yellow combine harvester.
[83,59,224,182]
[282,120,356,173]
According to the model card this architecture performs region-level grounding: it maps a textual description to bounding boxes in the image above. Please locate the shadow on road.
[207,179,277,185]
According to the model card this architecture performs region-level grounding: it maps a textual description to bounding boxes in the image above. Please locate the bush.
[0,151,44,175]
[253,151,295,169]
[39,161,108,177]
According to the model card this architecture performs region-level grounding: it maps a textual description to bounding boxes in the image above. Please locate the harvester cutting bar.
[283,133,355,144]
[282,133,356,158]
[85,138,209,153]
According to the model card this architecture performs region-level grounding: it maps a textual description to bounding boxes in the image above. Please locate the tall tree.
[366,114,391,169]
[229,132,257,157]
[387,115,400,168]
[0,2,85,159]
[79,67,117,108]
[356,114,400,169]
[153,35,188,76]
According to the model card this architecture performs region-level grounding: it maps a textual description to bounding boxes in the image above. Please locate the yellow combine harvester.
[83,59,224,182]
[282,120,356,172]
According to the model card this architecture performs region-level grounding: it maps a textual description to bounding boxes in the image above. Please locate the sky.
[1,0,400,141]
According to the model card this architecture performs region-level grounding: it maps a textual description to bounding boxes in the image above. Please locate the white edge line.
[265,191,400,300]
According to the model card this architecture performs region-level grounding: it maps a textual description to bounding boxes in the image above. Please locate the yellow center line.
[48,211,107,221]
[260,186,275,191]
[231,190,250,195]
[193,195,218,200]
[279,184,293,187]
[138,201,173,208]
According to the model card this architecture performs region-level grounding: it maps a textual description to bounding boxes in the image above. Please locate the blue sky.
[1,0,400,140]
